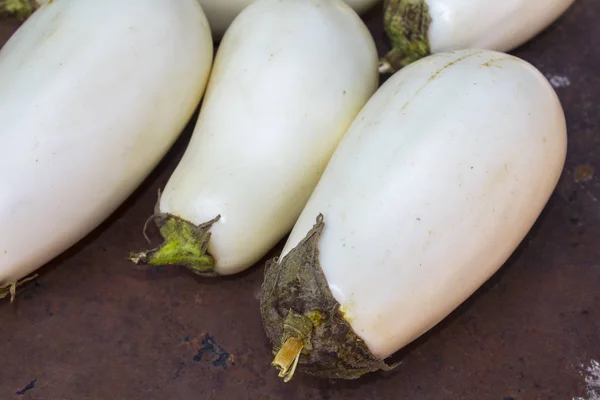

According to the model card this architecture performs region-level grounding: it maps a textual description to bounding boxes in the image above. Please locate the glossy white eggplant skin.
[0,0,213,283]
[427,0,576,54]
[158,0,379,275]
[198,0,381,40]
[280,49,567,359]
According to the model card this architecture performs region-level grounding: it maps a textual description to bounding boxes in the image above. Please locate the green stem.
[0,274,38,302]
[128,214,221,277]
[0,0,40,20]
[381,0,432,74]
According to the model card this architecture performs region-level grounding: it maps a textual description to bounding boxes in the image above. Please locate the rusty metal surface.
[1,1,599,399]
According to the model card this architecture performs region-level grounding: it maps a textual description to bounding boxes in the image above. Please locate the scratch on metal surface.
[15,379,37,396]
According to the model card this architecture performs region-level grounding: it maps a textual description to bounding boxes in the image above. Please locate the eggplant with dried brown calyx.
[260,48,567,381]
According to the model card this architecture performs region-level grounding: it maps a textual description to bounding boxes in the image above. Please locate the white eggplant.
[128,0,379,277]
[0,0,214,298]
[380,0,576,73]
[260,49,567,381]
[198,0,382,40]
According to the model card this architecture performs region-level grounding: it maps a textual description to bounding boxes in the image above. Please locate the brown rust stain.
[574,164,594,182]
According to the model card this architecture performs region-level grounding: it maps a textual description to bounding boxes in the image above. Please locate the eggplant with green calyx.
[260,48,567,381]
[0,0,214,300]
[128,0,379,277]
[379,0,576,73]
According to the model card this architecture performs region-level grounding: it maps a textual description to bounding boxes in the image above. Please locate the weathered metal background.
[1,1,599,399]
